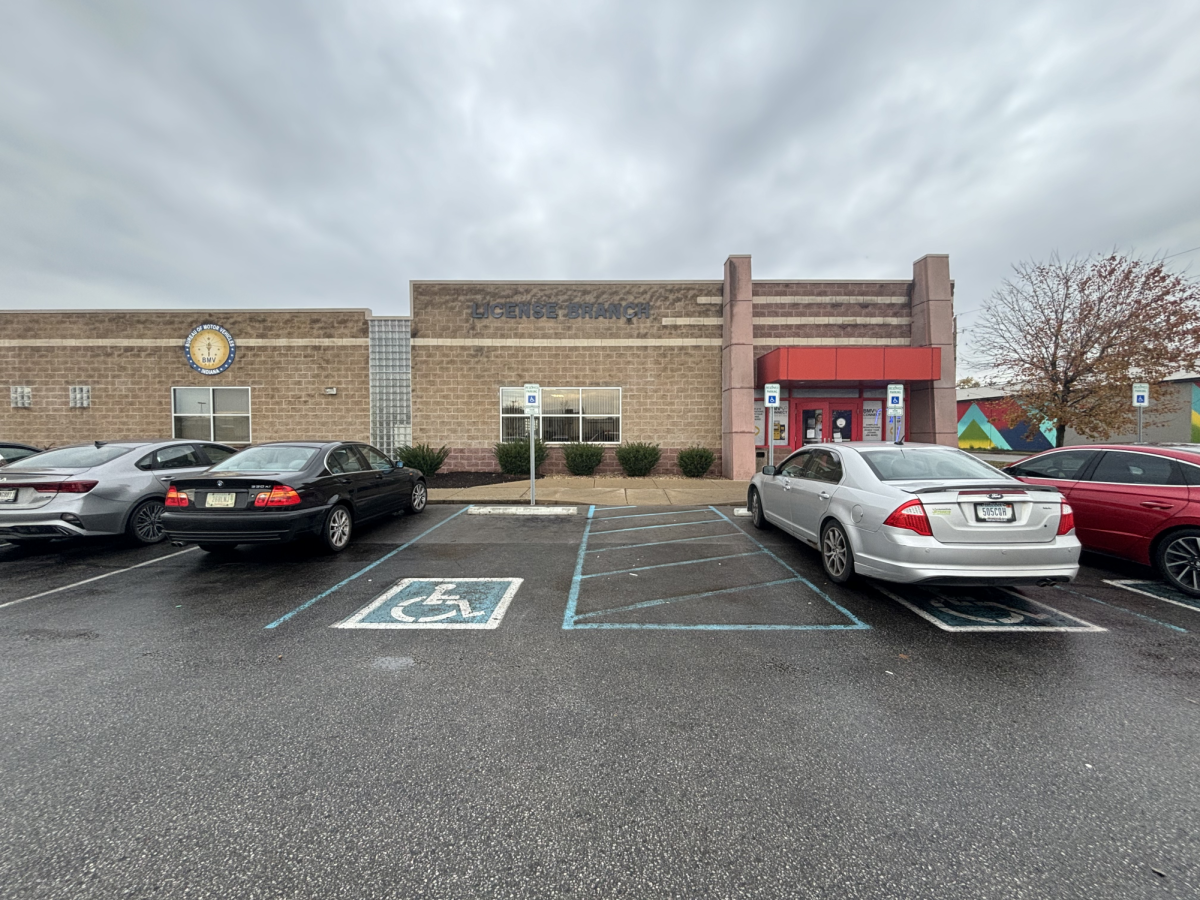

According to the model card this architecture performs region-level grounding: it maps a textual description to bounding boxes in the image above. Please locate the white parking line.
[0,547,199,610]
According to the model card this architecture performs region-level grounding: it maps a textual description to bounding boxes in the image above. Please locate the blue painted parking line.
[1056,585,1187,634]
[876,584,1104,632]
[594,509,716,521]
[264,505,473,630]
[563,504,869,631]
[1104,579,1200,614]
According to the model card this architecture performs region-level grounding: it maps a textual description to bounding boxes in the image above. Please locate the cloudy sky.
[2,1,1198,369]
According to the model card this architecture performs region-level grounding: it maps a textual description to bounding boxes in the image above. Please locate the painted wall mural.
[957,397,1057,452]
[1192,383,1200,443]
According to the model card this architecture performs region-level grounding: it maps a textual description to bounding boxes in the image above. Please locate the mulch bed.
[424,471,529,489]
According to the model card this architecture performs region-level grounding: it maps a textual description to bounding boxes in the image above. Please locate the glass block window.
[369,318,412,456]
[172,387,251,445]
[10,386,32,408]
[69,386,91,408]
[500,387,621,443]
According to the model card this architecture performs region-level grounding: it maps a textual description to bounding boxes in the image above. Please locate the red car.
[1005,444,1200,596]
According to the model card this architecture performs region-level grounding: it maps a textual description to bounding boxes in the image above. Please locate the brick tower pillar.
[722,255,756,479]
[909,254,957,445]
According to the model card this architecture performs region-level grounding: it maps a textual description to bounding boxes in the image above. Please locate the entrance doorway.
[798,404,856,445]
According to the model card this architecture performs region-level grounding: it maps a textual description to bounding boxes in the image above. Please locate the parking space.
[3,505,1200,897]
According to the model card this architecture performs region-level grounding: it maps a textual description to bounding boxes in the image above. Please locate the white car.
[747,442,1080,586]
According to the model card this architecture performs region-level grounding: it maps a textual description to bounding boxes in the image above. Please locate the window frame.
[171,386,252,445]
[499,386,622,445]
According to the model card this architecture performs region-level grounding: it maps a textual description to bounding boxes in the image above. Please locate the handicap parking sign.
[335,578,523,629]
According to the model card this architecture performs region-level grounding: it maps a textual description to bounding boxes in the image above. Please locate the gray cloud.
[2,0,1198,371]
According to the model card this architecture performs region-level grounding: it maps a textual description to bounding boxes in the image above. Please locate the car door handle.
[819,491,831,500]
[338,478,351,484]
[1140,501,1173,510]
[374,473,384,480]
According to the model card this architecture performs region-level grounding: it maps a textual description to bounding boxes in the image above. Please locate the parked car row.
[0,440,427,552]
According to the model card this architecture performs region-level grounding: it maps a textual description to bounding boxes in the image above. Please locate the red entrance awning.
[756,346,941,385]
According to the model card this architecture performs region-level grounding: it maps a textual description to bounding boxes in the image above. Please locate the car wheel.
[198,543,238,555]
[406,480,428,514]
[1155,528,1200,597]
[321,504,353,553]
[128,499,167,545]
[821,521,854,584]
[748,487,767,530]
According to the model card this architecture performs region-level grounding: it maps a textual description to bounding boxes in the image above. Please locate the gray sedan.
[748,442,1080,586]
[0,440,236,545]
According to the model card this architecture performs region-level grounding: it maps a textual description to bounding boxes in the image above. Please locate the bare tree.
[975,254,1200,447]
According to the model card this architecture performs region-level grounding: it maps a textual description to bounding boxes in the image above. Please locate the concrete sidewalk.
[429,476,751,507]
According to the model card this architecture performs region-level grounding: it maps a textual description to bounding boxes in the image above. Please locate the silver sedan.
[0,440,236,545]
[747,442,1080,586]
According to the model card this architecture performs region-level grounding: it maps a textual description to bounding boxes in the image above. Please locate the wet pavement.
[1,505,1198,898]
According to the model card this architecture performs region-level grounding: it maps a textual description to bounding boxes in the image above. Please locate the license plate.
[975,502,1014,522]
[205,492,237,508]
[0,489,16,503]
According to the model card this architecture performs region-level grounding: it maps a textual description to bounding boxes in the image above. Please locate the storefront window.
[500,387,621,443]
[173,387,252,445]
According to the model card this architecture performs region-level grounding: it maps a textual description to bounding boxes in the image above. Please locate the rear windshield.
[859,448,1008,482]
[4,445,133,469]
[209,445,318,473]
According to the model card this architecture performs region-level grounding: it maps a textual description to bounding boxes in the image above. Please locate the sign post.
[1133,382,1149,444]
[764,384,780,467]
[887,383,905,445]
[524,384,540,505]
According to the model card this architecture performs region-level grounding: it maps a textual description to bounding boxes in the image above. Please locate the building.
[2,253,956,478]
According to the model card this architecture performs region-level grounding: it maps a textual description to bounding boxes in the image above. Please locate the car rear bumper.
[162,508,324,544]
[853,530,1082,585]
[0,516,90,539]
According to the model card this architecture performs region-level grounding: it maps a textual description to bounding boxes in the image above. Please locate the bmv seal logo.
[335,578,523,630]
[184,323,236,376]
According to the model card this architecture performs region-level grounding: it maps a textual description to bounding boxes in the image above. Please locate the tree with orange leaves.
[975,254,1200,448]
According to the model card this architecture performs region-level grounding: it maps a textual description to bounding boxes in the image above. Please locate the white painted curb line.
[468,506,578,516]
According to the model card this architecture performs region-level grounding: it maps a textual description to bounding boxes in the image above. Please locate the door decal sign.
[335,578,522,629]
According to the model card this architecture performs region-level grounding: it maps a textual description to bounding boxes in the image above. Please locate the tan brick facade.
[0,310,372,448]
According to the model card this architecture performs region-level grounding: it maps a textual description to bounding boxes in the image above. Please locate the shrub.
[494,438,548,475]
[562,442,605,476]
[677,446,715,478]
[394,443,450,477]
[615,442,661,477]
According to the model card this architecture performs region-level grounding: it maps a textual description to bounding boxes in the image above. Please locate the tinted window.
[359,445,395,472]
[1009,450,1096,480]
[153,445,205,470]
[327,446,368,474]
[779,452,810,478]
[804,450,843,484]
[1182,463,1200,487]
[859,448,1005,482]
[1090,451,1182,486]
[0,446,38,464]
[210,446,318,473]
[4,444,132,469]
[202,445,237,465]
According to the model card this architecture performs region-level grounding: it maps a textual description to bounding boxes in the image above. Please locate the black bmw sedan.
[160,441,427,553]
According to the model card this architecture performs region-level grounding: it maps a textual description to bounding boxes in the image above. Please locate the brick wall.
[0,310,372,448]
[411,282,725,475]
[750,281,912,359]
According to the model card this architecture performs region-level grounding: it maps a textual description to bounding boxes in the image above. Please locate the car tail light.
[883,499,933,536]
[1057,503,1075,536]
[165,486,189,507]
[33,480,99,494]
[254,486,302,508]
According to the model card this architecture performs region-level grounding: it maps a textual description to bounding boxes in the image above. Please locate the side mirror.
[394,460,404,469]
[761,466,777,477]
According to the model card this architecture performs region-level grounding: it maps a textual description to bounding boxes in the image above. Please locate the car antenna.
[94,440,107,448]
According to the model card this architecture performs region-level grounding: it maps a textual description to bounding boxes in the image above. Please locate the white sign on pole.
[764,384,780,407]
[524,383,541,414]
[887,383,905,412]
[1132,383,1150,408]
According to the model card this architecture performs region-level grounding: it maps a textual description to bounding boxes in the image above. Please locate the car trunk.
[0,468,95,509]
[170,475,295,512]
[902,481,1065,544]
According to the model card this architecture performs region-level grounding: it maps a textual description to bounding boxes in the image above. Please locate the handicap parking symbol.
[335,578,523,629]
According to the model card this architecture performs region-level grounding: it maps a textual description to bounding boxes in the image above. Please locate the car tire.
[748,487,768,530]
[198,543,238,555]
[127,499,167,545]
[821,521,854,584]
[1155,528,1200,597]
[321,504,353,553]
[405,480,428,514]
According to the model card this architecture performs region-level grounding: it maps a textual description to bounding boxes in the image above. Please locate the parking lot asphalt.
[2,505,1199,899]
